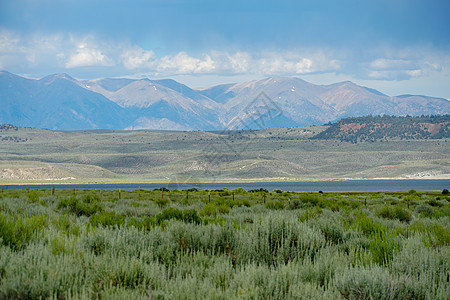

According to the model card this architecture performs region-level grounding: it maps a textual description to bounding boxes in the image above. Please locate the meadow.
[0,187,449,299]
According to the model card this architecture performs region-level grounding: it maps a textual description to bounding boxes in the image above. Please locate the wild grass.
[0,188,448,299]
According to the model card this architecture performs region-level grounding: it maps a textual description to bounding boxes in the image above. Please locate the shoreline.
[1,176,449,186]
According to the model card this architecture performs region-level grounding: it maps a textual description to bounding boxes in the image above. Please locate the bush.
[27,191,40,203]
[392,206,411,222]
[182,209,202,224]
[426,198,444,207]
[57,196,103,216]
[442,189,449,195]
[89,211,126,228]
[298,207,323,222]
[288,199,302,210]
[265,201,285,210]
[199,203,217,217]
[154,197,170,208]
[156,207,183,224]
[155,207,201,224]
[248,188,269,193]
[0,214,47,251]
[415,204,434,217]
[335,266,399,299]
[299,195,319,206]
[370,231,399,265]
[351,214,384,238]
[82,194,100,203]
[128,216,156,230]
[375,206,411,222]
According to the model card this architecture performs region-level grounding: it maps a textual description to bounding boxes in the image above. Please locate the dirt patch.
[0,166,73,180]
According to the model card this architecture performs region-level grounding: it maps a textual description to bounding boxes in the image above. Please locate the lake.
[2,179,449,192]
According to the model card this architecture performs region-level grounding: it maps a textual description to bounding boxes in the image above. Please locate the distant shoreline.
[1,174,449,186]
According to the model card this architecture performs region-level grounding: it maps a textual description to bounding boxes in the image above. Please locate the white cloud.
[368,69,422,80]
[256,51,340,75]
[0,29,22,53]
[119,48,340,77]
[365,56,441,81]
[370,58,414,70]
[158,52,216,74]
[65,38,114,68]
[121,48,156,69]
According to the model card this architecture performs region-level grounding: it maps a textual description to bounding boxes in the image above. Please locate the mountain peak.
[40,73,76,85]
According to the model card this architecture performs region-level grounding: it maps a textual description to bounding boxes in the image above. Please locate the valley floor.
[0,126,449,183]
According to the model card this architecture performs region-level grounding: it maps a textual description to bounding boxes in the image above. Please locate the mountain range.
[1,71,449,131]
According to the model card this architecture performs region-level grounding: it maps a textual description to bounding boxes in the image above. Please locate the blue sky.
[0,0,449,98]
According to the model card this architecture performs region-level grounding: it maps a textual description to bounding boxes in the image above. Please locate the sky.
[0,0,449,98]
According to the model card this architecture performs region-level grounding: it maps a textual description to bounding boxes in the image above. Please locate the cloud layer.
[0,29,449,98]
[1,30,446,79]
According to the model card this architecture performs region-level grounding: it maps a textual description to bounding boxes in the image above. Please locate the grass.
[0,126,449,183]
[0,188,449,299]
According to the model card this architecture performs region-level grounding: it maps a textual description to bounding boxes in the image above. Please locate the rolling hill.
[0,121,448,182]
[313,115,450,143]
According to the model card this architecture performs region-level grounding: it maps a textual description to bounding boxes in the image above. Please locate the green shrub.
[154,197,170,208]
[128,216,156,230]
[199,203,217,217]
[335,266,399,299]
[299,195,319,206]
[154,207,201,225]
[82,193,100,203]
[369,231,399,265]
[54,213,80,236]
[298,207,323,222]
[351,213,384,238]
[392,206,411,222]
[318,198,340,211]
[315,214,347,245]
[248,188,269,193]
[288,198,302,209]
[27,191,40,203]
[89,211,126,228]
[424,224,450,247]
[442,188,449,195]
[84,231,110,255]
[375,206,411,222]
[215,204,230,215]
[57,196,103,216]
[156,207,183,224]
[265,201,285,210]
[0,214,47,251]
[415,204,434,217]
[199,199,234,217]
[182,209,202,224]
[426,198,444,207]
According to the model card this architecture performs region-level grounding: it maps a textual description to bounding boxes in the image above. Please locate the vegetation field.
[0,124,449,183]
[0,187,449,299]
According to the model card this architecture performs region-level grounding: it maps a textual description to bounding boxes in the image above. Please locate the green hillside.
[313,115,450,143]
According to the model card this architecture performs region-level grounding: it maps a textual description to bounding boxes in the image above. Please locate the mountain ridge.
[0,71,449,131]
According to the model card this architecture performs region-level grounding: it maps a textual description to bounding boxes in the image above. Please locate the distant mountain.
[199,77,450,129]
[312,115,450,143]
[0,71,129,130]
[0,71,449,130]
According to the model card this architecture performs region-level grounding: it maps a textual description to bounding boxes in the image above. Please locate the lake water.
[3,179,449,192]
